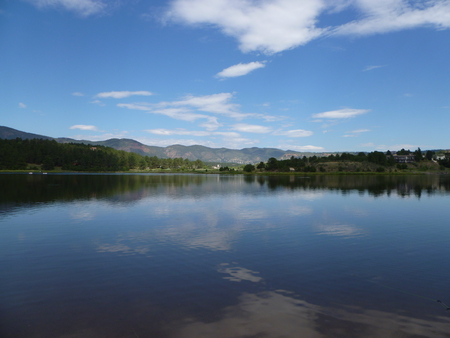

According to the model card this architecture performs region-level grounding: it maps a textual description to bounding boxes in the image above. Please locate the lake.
[1,173,450,338]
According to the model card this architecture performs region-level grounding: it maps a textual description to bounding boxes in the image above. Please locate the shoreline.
[1,169,446,176]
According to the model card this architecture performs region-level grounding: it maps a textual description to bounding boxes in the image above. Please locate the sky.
[1,0,450,152]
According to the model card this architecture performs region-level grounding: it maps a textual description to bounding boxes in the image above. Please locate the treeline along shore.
[238,149,450,174]
[1,138,449,174]
[0,138,204,171]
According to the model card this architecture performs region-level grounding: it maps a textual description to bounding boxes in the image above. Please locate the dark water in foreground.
[1,173,450,338]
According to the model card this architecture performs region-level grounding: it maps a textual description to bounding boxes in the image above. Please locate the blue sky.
[1,0,449,152]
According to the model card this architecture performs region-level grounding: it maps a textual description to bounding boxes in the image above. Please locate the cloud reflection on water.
[96,243,150,255]
[173,290,450,338]
[218,263,263,282]
[69,211,96,221]
[314,222,364,238]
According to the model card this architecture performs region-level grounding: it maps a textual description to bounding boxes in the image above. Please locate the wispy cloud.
[70,125,99,131]
[145,129,240,138]
[166,0,450,54]
[312,108,370,119]
[91,99,106,106]
[332,0,450,37]
[25,0,106,17]
[363,65,386,72]
[118,103,213,122]
[343,128,370,137]
[199,116,222,131]
[361,143,418,151]
[374,143,418,151]
[350,129,370,133]
[273,129,313,137]
[19,102,27,108]
[279,144,325,151]
[118,93,278,122]
[71,131,129,141]
[170,93,244,118]
[72,92,84,96]
[96,91,154,99]
[216,61,266,78]
[231,123,272,134]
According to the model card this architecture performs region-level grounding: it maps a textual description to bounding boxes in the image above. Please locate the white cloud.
[25,0,106,16]
[166,0,450,54]
[152,108,209,121]
[172,93,245,118]
[360,143,418,151]
[279,144,325,151]
[216,61,266,78]
[221,137,261,149]
[332,0,450,37]
[312,108,370,119]
[118,103,212,122]
[71,131,129,141]
[273,129,313,137]
[199,116,222,131]
[377,143,418,151]
[72,92,84,96]
[96,91,154,99]
[70,125,99,131]
[91,99,106,106]
[166,0,327,54]
[118,93,278,122]
[19,102,27,108]
[145,128,241,138]
[231,123,272,134]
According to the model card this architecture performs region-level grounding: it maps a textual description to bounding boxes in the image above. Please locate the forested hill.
[1,126,320,163]
[0,138,204,171]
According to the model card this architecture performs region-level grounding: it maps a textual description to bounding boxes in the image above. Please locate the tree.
[397,148,411,155]
[193,159,204,169]
[256,162,265,171]
[127,152,139,169]
[367,151,387,166]
[266,157,278,171]
[139,158,147,170]
[414,148,423,162]
[42,155,55,170]
[386,150,396,166]
[243,164,255,172]
[426,150,434,161]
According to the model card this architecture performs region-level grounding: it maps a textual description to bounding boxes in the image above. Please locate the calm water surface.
[1,173,450,337]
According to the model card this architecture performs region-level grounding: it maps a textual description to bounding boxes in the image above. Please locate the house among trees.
[433,150,450,161]
[392,154,415,163]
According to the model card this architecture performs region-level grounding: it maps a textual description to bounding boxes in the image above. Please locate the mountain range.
[0,126,328,164]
